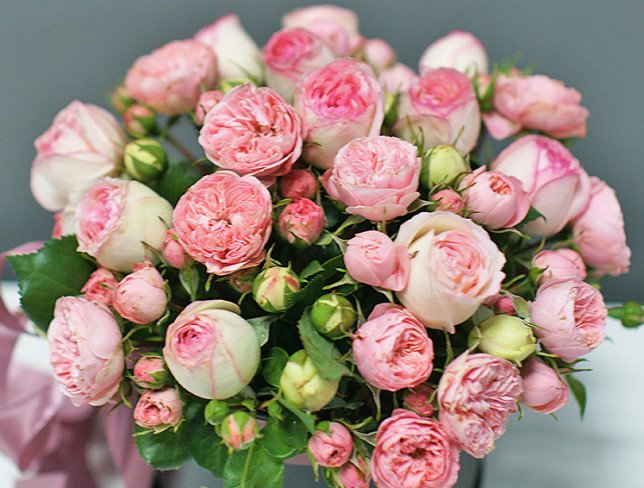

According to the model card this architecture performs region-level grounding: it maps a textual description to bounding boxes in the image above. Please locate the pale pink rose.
[31,101,125,211]
[459,167,530,228]
[133,388,182,429]
[420,30,488,75]
[372,409,460,488]
[113,261,167,324]
[48,296,124,406]
[321,136,420,221]
[263,28,335,101]
[438,352,522,458]
[277,197,325,246]
[125,39,217,115]
[338,455,371,488]
[572,177,631,276]
[133,355,167,389]
[352,305,434,391]
[279,169,317,199]
[530,279,607,362]
[395,212,506,332]
[194,90,224,125]
[378,63,416,94]
[532,249,587,284]
[491,135,591,236]
[173,171,272,275]
[194,14,262,81]
[294,58,384,169]
[74,178,173,272]
[162,229,190,269]
[164,300,260,399]
[363,38,396,73]
[308,422,354,468]
[403,384,435,417]
[199,84,302,178]
[430,188,465,213]
[520,358,569,414]
[344,231,410,291]
[81,268,118,306]
[396,68,481,155]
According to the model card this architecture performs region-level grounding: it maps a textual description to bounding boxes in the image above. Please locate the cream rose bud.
[220,412,260,451]
[31,101,125,211]
[468,314,536,363]
[532,249,587,284]
[74,178,173,272]
[113,262,168,324]
[163,300,261,399]
[378,63,416,94]
[123,139,167,182]
[280,350,339,412]
[308,422,354,468]
[420,144,469,189]
[520,358,569,415]
[420,30,488,75]
[279,169,317,199]
[122,104,157,138]
[430,189,465,213]
[277,197,325,247]
[81,268,119,306]
[311,293,356,337]
[395,212,506,332]
[162,229,190,269]
[403,384,435,417]
[252,267,301,313]
[133,354,168,389]
[194,90,224,125]
[133,388,183,431]
[363,38,396,73]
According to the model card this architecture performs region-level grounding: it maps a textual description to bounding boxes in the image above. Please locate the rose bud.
[81,267,119,306]
[491,295,516,315]
[228,267,259,294]
[403,384,435,417]
[420,30,489,75]
[530,279,607,362]
[532,249,587,285]
[125,39,217,115]
[311,293,356,338]
[123,138,167,182]
[338,455,371,488]
[438,352,522,458]
[363,38,396,73]
[468,314,536,363]
[162,229,190,269]
[420,144,469,189]
[520,358,569,415]
[133,388,183,431]
[252,266,301,313]
[164,300,261,399]
[110,85,135,113]
[279,169,317,199]
[430,189,465,213]
[194,89,224,125]
[31,101,125,211]
[48,296,124,406]
[122,104,157,138]
[294,58,384,169]
[308,421,354,468]
[220,411,260,451]
[280,350,339,412]
[378,63,416,94]
[133,354,168,389]
[113,262,168,324]
[277,197,324,247]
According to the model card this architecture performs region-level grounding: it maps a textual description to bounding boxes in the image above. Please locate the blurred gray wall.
[1,0,642,300]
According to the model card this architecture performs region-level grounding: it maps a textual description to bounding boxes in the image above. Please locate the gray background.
[1,0,642,300]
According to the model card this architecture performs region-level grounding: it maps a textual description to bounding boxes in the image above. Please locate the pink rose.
[403,384,435,417]
[321,136,420,221]
[31,101,125,211]
[113,262,167,324]
[530,279,607,362]
[520,358,569,414]
[194,90,224,125]
[277,197,325,246]
[198,84,303,178]
[48,296,124,406]
[308,422,354,468]
[133,388,182,430]
[363,38,396,73]
[173,171,272,275]
[338,455,371,488]
[352,305,434,391]
[438,352,522,458]
[430,188,465,213]
[162,229,190,269]
[344,231,410,291]
[279,169,317,199]
[532,249,587,284]
[125,39,217,115]
[133,355,167,389]
[395,212,506,332]
[372,409,460,488]
[81,268,119,306]
[491,135,591,236]
[396,68,481,155]
[420,30,488,75]
[378,63,416,94]
[572,177,631,276]
[263,28,335,101]
[459,167,530,228]
[294,58,384,169]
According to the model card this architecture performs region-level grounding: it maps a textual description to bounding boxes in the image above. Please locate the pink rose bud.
[48,296,124,406]
[338,455,371,488]
[277,197,325,247]
[396,67,481,155]
[430,189,465,213]
[532,249,587,284]
[125,39,217,115]
[520,358,569,414]
[403,384,435,417]
[133,388,183,431]
[322,136,420,221]
[491,135,591,236]
[194,90,224,125]
[52,212,64,239]
[573,177,631,276]
[110,85,135,113]
[133,355,168,389]
[279,169,317,199]
[113,262,168,324]
[395,212,506,332]
[122,104,157,138]
[280,350,339,412]
[353,305,434,391]
[438,352,522,458]
[420,30,489,75]
[459,167,531,229]
[227,267,259,294]
[163,300,260,399]
[492,295,516,315]
[363,38,396,73]
[344,231,410,291]
[31,101,125,211]
[530,279,607,362]
[220,411,260,451]
[252,266,301,313]
[308,421,354,468]
[372,409,460,488]
[162,229,190,269]
[378,63,416,94]
[81,267,119,306]
[294,58,384,169]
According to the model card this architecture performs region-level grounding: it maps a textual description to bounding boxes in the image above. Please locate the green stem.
[165,133,197,162]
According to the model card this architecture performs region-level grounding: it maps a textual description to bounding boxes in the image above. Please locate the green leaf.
[151,159,201,206]
[502,291,531,319]
[608,302,643,328]
[262,347,289,387]
[7,236,95,331]
[519,206,545,226]
[470,305,495,327]
[134,425,191,470]
[278,398,316,434]
[183,397,229,478]
[297,311,351,381]
[260,411,308,459]
[223,442,284,488]
[248,316,278,347]
[286,255,344,313]
[179,266,199,301]
[566,375,587,418]
[299,260,324,281]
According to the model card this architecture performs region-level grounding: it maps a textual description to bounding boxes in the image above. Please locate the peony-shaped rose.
[194,89,224,125]
[431,189,465,213]
[48,296,124,406]
[321,136,420,221]
[277,197,325,246]
[162,229,190,269]
[338,455,371,488]
[532,249,587,284]
[372,409,460,488]
[530,279,607,362]
[163,300,261,399]
[363,38,396,73]
[198,84,303,178]
[403,384,435,417]
[279,169,317,199]
[133,388,182,430]
[420,30,488,75]
[294,58,384,169]
[31,101,125,211]
[113,261,167,324]
[173,171,272,275]
[520,358,569,414]
[395,212,506,332]
[81,268,118,306]
[379,63,416,94]
[308,422,354,468]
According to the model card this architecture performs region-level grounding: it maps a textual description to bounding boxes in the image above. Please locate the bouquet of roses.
[4,4,642,488]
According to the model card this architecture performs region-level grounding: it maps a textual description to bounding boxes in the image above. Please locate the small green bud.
[124,138,167,182]
[204,399,232,425]
[279,350,339,412]
[311,293,356,337]
[220,411,259,451]
[468,314,536,363]
[252,267,300,313]
[421,145,469,189]
[110,85,135,113]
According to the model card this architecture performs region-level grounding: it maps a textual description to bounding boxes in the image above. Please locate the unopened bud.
[111,85,135,113]
[220,411,260,451]
[280,350,339,412]
[311,294,356,337]
[252,267,300,313]
[124,138,167,182]
[421,145,469,189]
[468,314,536,362]
[123,104,157,137]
